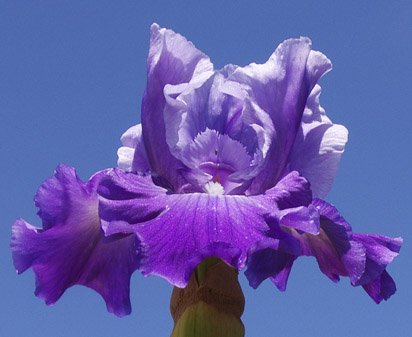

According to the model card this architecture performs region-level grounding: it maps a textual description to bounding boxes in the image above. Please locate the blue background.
[1,1,411,336]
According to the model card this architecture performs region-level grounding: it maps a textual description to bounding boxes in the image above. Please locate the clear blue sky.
[1,1,411,336]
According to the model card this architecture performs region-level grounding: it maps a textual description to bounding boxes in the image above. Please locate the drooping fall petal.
[11,165,139,316]
[98,169,318,288]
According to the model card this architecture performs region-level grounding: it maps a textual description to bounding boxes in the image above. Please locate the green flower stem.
[170,259,245,337]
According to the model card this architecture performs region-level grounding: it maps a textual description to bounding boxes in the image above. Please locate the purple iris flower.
[11,23,402,317]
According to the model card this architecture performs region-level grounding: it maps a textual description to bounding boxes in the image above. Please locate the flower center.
[199,162,235,186]
[180,128,255,195]
[204,181,225,195]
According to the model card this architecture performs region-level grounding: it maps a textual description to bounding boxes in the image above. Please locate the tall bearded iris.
[12,23,401,326]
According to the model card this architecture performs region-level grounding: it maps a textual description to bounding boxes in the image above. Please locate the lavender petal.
[232,39,331,194]
[117,124,150,174]
[289,84,348,198]
[142,23,214,191]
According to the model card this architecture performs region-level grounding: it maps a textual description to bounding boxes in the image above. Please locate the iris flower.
[11,24,401,320]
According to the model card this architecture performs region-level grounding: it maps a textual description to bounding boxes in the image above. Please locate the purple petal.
[362,270,397,304]
[352,233,402,286]
[245,220,300,290]
[142,23,214,191]
[270,257,295,291]
[257,172,320,235]
[262,172,320,234]
[99,170,266,288]
[11,165,139,317]
[263,171,312,208]
[97,170,168,226]
[279,204,320,234]
[33,164,88,230]
[246,243,297,290]
[304,199,401,302]
[98,170,316,288]
[245,199,369,291]
[231,39,331,194]
[244,204,317,291]
[247,199,362,287]
[306,199,365,283]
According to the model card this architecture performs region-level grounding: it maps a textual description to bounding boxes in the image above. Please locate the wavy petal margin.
[98,169,317,288]
[11,165,140,317]
[245,198,402,302]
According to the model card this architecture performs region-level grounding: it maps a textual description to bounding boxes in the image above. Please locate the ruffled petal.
[163,71,226,155]
[362,270,397,304]
[117,124,150,174]
[179,128,254,194]
[289,84,348,198]
[182,128,252,175]
[98,170,317,288]
[245,218,300,290]
[97,170,168,227]
[352,233,402,302]
[231,39,331,194]
[163,66,273,163]
[279,205,320,234]
[244,199,362,291]
[142,23,214,191]
[99,169,266,288]
[352,233,402,284]
[164,69,277,193]
[302,199,365,283]
[301,200,401,302]
[264,170,313,208]
[11,165,139,317]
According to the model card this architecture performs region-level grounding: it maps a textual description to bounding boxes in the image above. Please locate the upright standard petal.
[231,39,331,194]
[163,65,273,162]
[117,124,150,173]
[289,83,348,198]
[11,165,139,317]
[142,23,214,191]
[163,73,276,194]
[98,169,318,288]
[287,53,347,199]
